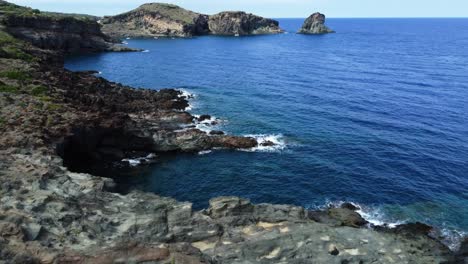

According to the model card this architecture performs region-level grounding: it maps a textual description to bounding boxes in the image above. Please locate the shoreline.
[0,1,467,263]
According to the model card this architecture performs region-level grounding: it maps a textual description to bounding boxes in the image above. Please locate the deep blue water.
[66,18,468,245]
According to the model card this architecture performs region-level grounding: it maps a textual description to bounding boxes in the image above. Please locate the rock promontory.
[298,12,335,34]
[100,3,283,38]
[208,11,283,36]
[101,3,210,38]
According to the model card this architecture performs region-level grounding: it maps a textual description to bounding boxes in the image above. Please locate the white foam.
[241,134,286,152]
[97,71,102,75]
[355,205,405,228]
[315,200,404,228]
[439,227,467,251]
[122,41,129,45]
[195,116,223,134]
[178,89,194,99]
[198,150,212,155]
[142,50,150,53]
[122,153,157,167]
[126,37,131,40]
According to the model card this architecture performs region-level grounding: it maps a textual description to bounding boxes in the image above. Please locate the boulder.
[298,12,335,34]
[198,114,211,122]
[209,130,224,135]
[206,196,255,225]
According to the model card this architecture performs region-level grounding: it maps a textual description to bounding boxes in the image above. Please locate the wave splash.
[242,134,287,152]
[313,200,466,250]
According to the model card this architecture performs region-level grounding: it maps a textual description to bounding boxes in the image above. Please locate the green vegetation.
[0,70,30,81]
[30,85,48,96]
[0,30,35,61]
[0,116,5,128]
[0,30,17,45]
[0,1,41,16]
[46,103,62,111]
[0,1,95,21]
[0,83,19,94]
[135,3,198,24]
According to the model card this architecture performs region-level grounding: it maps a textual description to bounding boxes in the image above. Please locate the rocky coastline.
[0,1,467,263]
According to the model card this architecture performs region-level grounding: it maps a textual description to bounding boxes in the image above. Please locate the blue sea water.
[66,18,468,246]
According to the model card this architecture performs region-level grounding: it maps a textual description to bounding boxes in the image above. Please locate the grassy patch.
[46,103,62,111]
[0,116,5,128]
[1,46,35,61]
[30,85,48,96]
[0,83,19,94]
[37,95,52,102]
[0,70,31,81]
[0,30,18,45]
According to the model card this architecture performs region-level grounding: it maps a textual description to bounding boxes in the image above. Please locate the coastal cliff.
[298,12,335,34]
[0,1,132,53]
[0,1,466,263]
[101,3,209,38]
[101,3,283,38]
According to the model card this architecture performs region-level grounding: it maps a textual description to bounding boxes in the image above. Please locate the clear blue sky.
[8,0,468,18]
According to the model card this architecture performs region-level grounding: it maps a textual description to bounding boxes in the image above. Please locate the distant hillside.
[101,3,209,38]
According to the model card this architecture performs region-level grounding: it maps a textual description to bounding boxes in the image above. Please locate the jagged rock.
[198,114,211,122]
[341,202,359,211]
[209,130,224,135]
[208,11,283,36]
[206,196,255,225]
[298,12,335,34]
[260,140,275,147]
[210,135,258,149]
[308,207,368,228]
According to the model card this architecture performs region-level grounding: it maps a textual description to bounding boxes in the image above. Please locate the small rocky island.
[101,3,283,38]
[298,12,335,34]
[0,1,467,263]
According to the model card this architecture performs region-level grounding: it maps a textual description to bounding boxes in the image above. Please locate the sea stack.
[208,11,283,36]
[298,12,335,34]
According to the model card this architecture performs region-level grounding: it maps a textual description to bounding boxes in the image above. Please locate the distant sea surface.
[66,18,468,246]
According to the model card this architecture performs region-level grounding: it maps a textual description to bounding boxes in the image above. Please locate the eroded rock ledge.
[0,157,461,263]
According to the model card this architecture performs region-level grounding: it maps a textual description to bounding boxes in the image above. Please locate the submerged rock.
[208,11,283,36]
[298,12,335,34]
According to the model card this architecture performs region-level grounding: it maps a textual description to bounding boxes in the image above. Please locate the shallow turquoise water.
[66,18,468,246]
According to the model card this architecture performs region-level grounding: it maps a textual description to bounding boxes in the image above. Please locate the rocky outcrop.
[208,11,283,36]
[100,3,283,38]
[298,12,335,34]
[0,1,133,53]
[101,3,209,38]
